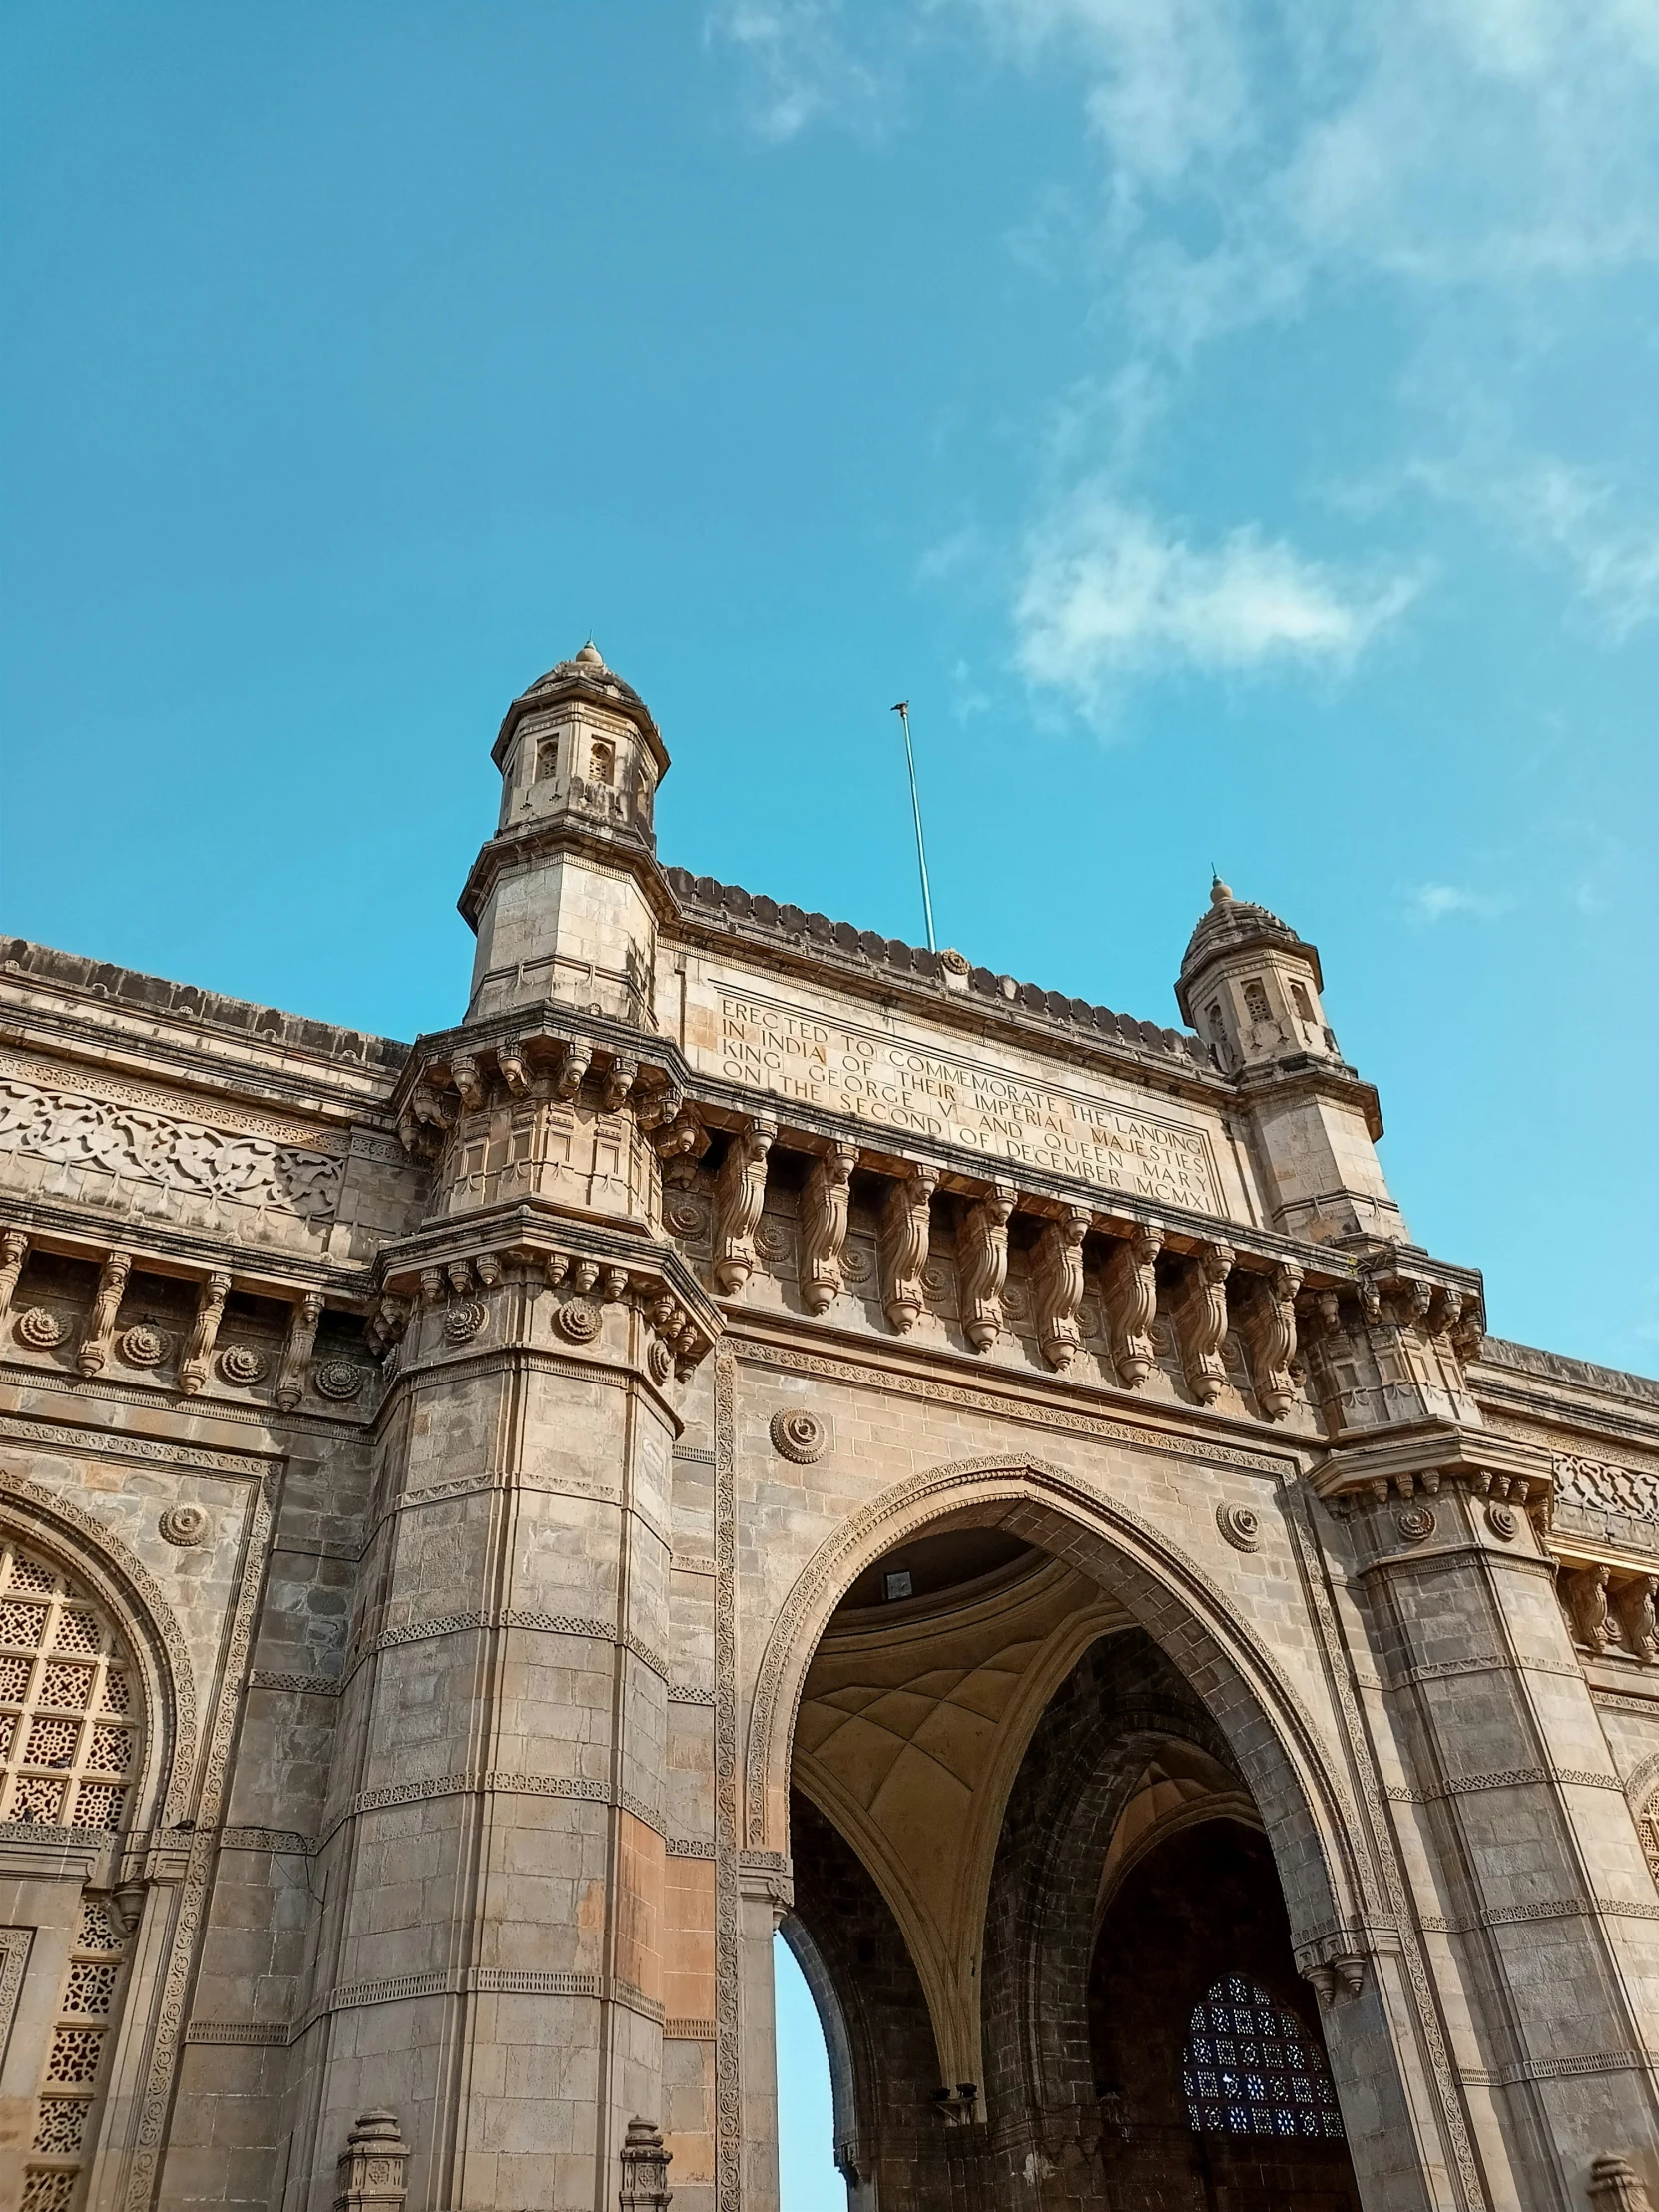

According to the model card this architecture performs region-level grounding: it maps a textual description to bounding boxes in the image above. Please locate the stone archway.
[749,1455,1447,2212]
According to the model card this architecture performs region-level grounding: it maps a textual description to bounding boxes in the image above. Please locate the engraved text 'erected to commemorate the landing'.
[710,987,1222,1211]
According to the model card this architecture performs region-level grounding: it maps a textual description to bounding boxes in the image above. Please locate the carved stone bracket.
[1175,1240,1234,1404]
[878,1165,938,1334]
[333,2110,409,2212]
[1563,1565,1659,1666]
[958,1185,1015,1353]
[799,1144,857,1316]
[276,1290,325,1412]
[78,1249,133,1378]
[1102,1221,1163,1388]
[1032,1207,1091,1371]
[712,1117,776,1297]
[0,1229,27,1330]
[1302,1953,1367,2009]
[179,1270,231,1397]
[1312,1424,1553,1522]
[1242,1260,1303,1420]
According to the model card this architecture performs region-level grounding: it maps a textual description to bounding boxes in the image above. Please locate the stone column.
[288,1249,688,2211]
[738,1869,789,2212]
[1323,1424,1659,2209]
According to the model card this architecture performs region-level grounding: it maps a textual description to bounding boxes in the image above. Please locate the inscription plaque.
[707,985,1222,1212]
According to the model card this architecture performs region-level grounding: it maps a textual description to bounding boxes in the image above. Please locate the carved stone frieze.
[1032,1206,1091,1371]
[0,1074,341,1226]
[957,1184,1015,1353]
[1102,1221,1163,1387]
[799,1145,857,1316]
[878,1165,938,1334]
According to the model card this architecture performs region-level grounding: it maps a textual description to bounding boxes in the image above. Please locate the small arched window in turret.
[1291,982,1316,1024]
[1182,1973,1344,2140]
[536,735,560,782]
[1242,979,1273,1026]
[589,738,616,786]
[0,1538,138,1833]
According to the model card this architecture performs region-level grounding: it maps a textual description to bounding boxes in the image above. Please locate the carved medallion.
[444,1300,487,1345]
[839,1246,873,1286]
[218,1345,268,1386]
[556,1299,603,1344]
[1077,1297,1104,1339]
[666,1198,707,1239]
[15,1307,66,1350]
[770,1409,829,1464]
[1001,1282,1030,1321]
[754,1221,793,1264]
[1217,1502,1261,1552]
[1395,1505,1436,1545]
[649,1340,674,1385]
[159,1504,209,1547]
[1486,1503,1520,1542]
[119,1324,168,1368]
[921,1259,952,1300]
[313,1360,365,1402]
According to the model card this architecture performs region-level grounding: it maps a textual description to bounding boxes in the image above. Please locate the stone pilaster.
[1320,1424,1659,2205]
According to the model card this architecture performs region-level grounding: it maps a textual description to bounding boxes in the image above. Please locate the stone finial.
[333,2111,410,2212]
[1589,2156,1654,2212]
[620,2116,673,2211]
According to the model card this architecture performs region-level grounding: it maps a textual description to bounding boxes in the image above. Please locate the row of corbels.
[396,1031,685,1158]
[0,1227,329,1411]
[1321,1465,1547,1516]
[1299,1268,1484,1362]
[371,1243,713,1380]
[1564,1563,1659,1664]
[686,1118,1316,1415]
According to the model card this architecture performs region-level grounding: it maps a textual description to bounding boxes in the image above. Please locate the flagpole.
[890,700,937,954]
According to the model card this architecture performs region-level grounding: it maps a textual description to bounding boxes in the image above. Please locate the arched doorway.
[765,1475,1374,2209]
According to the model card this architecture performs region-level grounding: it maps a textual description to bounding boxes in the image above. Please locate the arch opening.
[771,1464,1375,2211]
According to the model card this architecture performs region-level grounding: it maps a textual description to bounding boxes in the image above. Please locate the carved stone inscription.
[710,988,1222,1212]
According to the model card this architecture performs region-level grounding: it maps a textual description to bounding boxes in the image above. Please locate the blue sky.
[3,9,1656,2192]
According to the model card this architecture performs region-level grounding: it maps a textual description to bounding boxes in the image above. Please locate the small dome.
[574,640,606,668]
[1177,878,1311,1000]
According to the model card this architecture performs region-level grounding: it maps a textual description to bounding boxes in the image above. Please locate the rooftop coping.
[660,867,1209,1071]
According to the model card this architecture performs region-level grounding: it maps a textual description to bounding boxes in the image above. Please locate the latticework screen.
[0,1539,136,1832]
[1182,1972,1345,2140]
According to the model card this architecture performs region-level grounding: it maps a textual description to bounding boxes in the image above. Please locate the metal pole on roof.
[890,700,937,955]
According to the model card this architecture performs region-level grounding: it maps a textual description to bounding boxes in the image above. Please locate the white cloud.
[1014,490,1418,713]
[1404,882,1515,924]
[707,1,896,140]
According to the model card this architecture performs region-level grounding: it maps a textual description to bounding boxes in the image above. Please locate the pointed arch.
[0,1469,198,1830]
[744,1452,1379,1955]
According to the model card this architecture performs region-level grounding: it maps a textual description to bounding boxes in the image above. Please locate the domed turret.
[1176,876,1340,1074]
[488,640,669,844]
[459,643,670,1025]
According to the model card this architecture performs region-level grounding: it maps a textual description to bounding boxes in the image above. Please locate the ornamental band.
[0,641,1656,2212]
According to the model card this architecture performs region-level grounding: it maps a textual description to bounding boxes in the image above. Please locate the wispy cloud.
[1403,882,1515,925]
[708,1,898,140]
[1014,490,1418,716]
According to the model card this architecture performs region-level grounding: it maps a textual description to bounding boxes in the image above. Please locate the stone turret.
[1177,877,1407,1249]
[459,642,670,1026]
[1176,876,1340,1075]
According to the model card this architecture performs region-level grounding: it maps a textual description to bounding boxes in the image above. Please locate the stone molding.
[187,1967,670,2052]
[0,1924,32,2069]
[1385,1766,1624,1803]
[0,1405,280,1477]
[733,1336,1294,1476]
[1417,1897,1659,1933]
[323,1770,668,1847]
[349,1608,670,1683]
